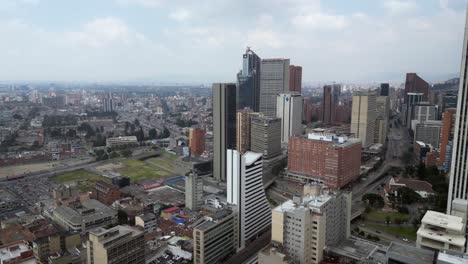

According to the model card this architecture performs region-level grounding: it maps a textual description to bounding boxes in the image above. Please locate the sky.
[0,0,466,83]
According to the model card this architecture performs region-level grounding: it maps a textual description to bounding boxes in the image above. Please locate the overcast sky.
[0,0,466,83]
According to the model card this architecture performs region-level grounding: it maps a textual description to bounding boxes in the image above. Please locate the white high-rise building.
[351,90,377,148]
[260,59,290,117]
[227,150,271,250]
[447,12,468,214]
[276,93,303,144]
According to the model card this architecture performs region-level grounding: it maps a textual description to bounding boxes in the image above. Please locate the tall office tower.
[185,171,203,210]
[414,121,443,150]
[404,93,424,126]
[443,92,458,112]
[270,187,351,264]
[289,65,302,93]
[321,84,341,124]
[227,150,271,250]
[405,73,429,102]
[260,58,290,117]
[287,133,361,188]
[236,108,252,154]
[277,93,303,144]
[335,100,352,124]
[380,83,390,96]
[303,97,313,123]
[374,96,390,144]
[250,114,282,159]
[193,210,237,264]
[410,103,438,131]
[213,83,237,181]
[103,92,113,112]
[189,128,205,156]
[87,225,145,264]
[350,90,377,147]
[237,47,261,111]
[439,109,456,171]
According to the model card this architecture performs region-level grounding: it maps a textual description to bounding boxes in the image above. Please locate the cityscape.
[0,1,468,264]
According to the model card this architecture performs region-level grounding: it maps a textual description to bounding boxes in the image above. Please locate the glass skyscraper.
[237,47,261,111]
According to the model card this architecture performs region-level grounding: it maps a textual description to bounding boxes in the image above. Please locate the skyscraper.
[103,92,113,112]
[448,16,468,212]
[374,95,390,144]
[189,127,205,156]
[250,113,282,159]
[289,65,302,93]
[185,171,203,210]
[227,150,271,250]
[351,90,377,147]
[321,84,341,124]
[380,83,390,96]
[237,47,261,111]
[439,109,456,171]
[260,58,290,117]
[276,93,303,144]
[213,83,237,181]
[236,108,252,154]
[405,73,429,102]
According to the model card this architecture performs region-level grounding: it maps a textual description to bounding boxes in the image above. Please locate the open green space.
[366,223,417,240]
[147,158,174,170]
[161,152,178,161]
[51,169,111,191]
[366,211,410,222]
[117,159,170,182]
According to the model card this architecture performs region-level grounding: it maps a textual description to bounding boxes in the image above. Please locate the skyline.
[0,0,466,83]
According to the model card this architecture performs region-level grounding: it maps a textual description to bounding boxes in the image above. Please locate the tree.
[120,149,132,157]
[416,163,427,180]
[385,215,391,226]
[117,210,129,225]
[134,118,140,127]
[397,187,420,205]
[362,193,385,209]
[148,128,158,140]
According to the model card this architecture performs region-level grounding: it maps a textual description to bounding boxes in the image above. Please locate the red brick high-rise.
[321,84,341,124]
[189,128,206,156]
[438,108,456,167]
[405,73,429,102]
[289,65,302,93]
[287,134,361,188]
[303,97,312,123]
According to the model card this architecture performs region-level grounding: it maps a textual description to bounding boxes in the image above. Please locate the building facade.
[250,113,282,160]
[350,90,377,147]
[92,181,121,206]
[414,121,443,150]
[287,133,361,188]
[277,93,303,144]
[213,83,237,181]
[260,58,290,117]
[189,128,205,156]
[374,95,390,144]
[135,213,157,233]
[87,225,145,264]
[227,150,271,250]
[236,108,252,154]
[439,109,456,171]
[237,47,261,111]
[321,84,341,124]
[405,73,429,102]
[289,65,302,93]
[185,171,203,210]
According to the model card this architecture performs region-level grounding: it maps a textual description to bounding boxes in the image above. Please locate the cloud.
[64,17,145,48]
[115,0,163,8]
[383,0,416,14]
[246,29,283,49]
[169,8,191,22]
[292,13,347,30]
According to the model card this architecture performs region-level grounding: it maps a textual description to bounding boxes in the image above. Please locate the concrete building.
[92,181,121,206]
[287,133,361,188]
[258,246,291,264]
[439,109,456,171]
[351,90,376,147]
[52,199,117,233]
[189,128,205,156]
[321,84,341,124]
[410,103,438,131]
[260,58,290,117]
[448,13,468,213]
[270,187,351,264]
[250,113,282,159]
[276,93,303,144]
[213,83,237,181]
[416,210,466,252]
[289,65,302,93]
[135,213,157,233]
[105,136,138,147]
[236,108,252,154]
[237,47,261,111]
[404,93,424,127]
[374,95,390,144]
[414,121,443,151]
[0,241,35,264]
[185,171,203,210]
[386,242,435,264]
[193,209,236,264]
[86,225,145,264]
[227,150,271,250]
[32,231,81,263]
[103,92,113,112]
[405,73,430,102]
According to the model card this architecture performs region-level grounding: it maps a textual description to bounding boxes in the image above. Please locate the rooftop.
[243,151,262,165]
[387,242,434,263]
[89,225,142,248]
[53,199,116,225]
[273,193,333,213]
[304,133,361,147]
[437,251,468,264]
[0,241,35,264]
[418,211,466,247]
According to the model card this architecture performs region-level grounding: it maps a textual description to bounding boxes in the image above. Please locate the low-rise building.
[386,242,435,264]
[384,177,435,198]
[416,210,466,252]
[0,240,35,264]
[105,136,138,147]
[135,213,157,233]
[92,181,121,206]
[51,199,117,233]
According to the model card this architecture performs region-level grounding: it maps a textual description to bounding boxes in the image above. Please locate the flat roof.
[387,242,434,263]
[53,199,116,225]
[89,225,142,247]
[421,211,464,232]
[274,194,333,213]
[437,251,468,264]
[0,241,34,263]
[243,151,262,165]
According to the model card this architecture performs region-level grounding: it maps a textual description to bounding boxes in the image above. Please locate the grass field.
[147,158,174,170]
[0,161,63,178]
[161,152,177,161]
[367,223,417,240]
[51,169,111,191]
[367,211,410,223]
[117,159,170,182]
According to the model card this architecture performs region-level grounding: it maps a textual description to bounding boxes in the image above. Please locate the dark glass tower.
[237,47,261,111]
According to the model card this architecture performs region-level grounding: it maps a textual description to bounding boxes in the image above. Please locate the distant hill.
[432,77,459,91]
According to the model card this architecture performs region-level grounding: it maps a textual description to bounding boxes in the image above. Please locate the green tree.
[148,128,158,140]
[397,187,420,205]
[362,193,385,209]
[385,215,391,226]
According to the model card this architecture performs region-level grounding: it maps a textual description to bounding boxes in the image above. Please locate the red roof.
[163,206,179,213]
